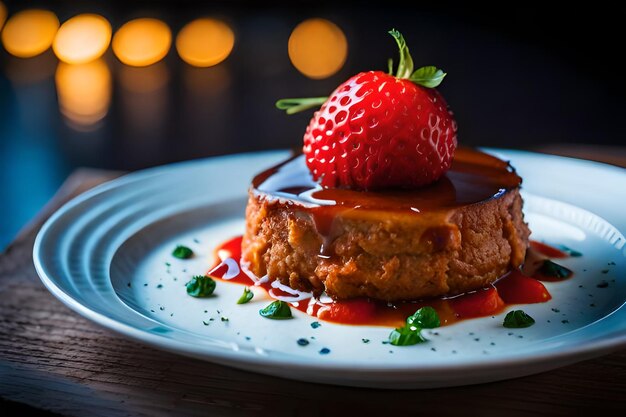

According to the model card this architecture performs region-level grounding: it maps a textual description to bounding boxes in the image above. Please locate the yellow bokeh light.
[112,18,171,67]
[1,2,7,31]
[176,18,235,67]
[53,14,111,64]
[288,18,347,79]
[1,9,59,58]
[56,59,112,129]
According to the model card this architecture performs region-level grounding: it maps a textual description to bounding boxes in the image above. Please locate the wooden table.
[1,147,625,416]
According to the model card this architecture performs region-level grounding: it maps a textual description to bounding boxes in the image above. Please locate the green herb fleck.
[311,321,321,329]
[596,281,609,288]
[503,310,535,328]
[389,326,427,346]
[362,338,370,344]
[236,287,254,304]
[165,262,171,267]
[557,245,582,257]
[202,320,210,326]
[539,260,572,279]
[156,284,163,289]
[297,338,309,346]
[407,306,440,329]
[172,245,193,259]
[319,347,331,355]
[259,301,293,320]
[601,269,609,274]
[388,307,440,346]
[185,275,216,297]
[221,316,229,322]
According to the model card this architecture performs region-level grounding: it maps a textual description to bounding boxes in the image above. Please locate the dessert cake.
[242,148,529,301]
[241,29,530,302]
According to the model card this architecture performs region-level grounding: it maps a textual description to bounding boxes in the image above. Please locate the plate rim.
[33,148,626,377]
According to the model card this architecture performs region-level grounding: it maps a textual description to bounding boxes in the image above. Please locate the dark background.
[1,0,625,248]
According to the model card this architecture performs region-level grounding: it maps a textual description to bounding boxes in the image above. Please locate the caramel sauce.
[208,236,571,328]
[252,147,522,214]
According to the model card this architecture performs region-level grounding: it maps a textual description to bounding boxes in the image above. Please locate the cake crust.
[242,186,530,301]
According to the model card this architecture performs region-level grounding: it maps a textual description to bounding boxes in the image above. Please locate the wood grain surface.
[1,150,625,417]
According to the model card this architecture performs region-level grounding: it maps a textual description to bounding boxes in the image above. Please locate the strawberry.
[277,30,457,190]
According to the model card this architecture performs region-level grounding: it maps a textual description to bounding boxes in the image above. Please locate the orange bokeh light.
[112,18,171,67]
[56,59,112,129]
[1,9,59,58]
[288,18,347,79]
[176,18,235,67]
[0,2,7,31]
[53,14,111,64]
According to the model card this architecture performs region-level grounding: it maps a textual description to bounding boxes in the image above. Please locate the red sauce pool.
[208,236,572,328]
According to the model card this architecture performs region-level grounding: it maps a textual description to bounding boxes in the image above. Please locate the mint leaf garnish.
[557,245,582,257]
[409,66,447,88]
[185,275,216,297]
[172,245,193,259]
[237,287,254,304]
[540,260,572,279]
[389,325,427,346]
[503,310,535,328]
[406,306,440,329]
[259,300,293,320]
[389,307,440,346]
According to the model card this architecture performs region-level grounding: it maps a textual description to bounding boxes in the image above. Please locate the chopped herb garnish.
[389,326,427,346]
[406,306,440,329]
[259,301,293,320]
[539,260,571,279]
[165,262,171,267]
[601,269,609,274]
[185,275,216,297]
[221,316,229,322]
[156,284,163,289]
[362,338,370,344]
[503,310,535,328]
[319,348,331,355]
[236,287,254,304]
[557,245,582,257]
[562,319,570,324]
[172,245,193,259]
[127,282,131,288]
[596,281,609,288]
[388,307,440,346]
[203,320,210,326]
[310,321,321,329]
[297,338,309,346]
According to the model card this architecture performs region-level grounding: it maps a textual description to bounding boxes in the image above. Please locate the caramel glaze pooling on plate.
[252,147,521,212]
[251,147,523,256]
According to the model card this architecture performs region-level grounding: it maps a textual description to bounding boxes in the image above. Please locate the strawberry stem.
[389,29,447,88]
[276,97,328,115]
[388,29,414,79]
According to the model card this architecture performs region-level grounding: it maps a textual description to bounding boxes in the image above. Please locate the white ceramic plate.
[33,149,626,389]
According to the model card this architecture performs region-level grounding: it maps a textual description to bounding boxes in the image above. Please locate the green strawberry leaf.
[409,66,447,88]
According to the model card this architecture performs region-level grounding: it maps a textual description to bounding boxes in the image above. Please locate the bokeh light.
[53,14,111,64]
[0,2,7,31]
[112,18,171,67]
[176,18,235,67]
[1,9,59,58]
[55,59,112,130]
[288,18,347,79]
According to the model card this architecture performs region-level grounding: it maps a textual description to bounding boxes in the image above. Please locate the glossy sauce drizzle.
[208,236,574,328]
